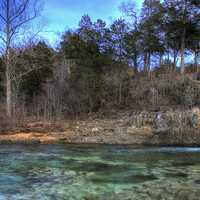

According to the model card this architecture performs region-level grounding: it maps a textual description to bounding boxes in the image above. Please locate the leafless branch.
[12,65,46,83]
[0,14,6,22]
[10,0,30,23]
[0,35,6,44]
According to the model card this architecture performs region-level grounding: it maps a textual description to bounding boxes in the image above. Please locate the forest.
[0,0,199,124]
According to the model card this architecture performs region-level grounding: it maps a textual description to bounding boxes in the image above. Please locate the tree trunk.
[159,53,163,66]
[6,69,12,117]
[133,53,138,73]
[180,2,186,75]
[5,0,12,117]
[119,82,122,105]
[5,41,12,119]
[180,30,185,75]
[148,53,151,72]
[195,50,199,72]
[144,52,148,73]
[173,50,178,71]
[148,53,151,77]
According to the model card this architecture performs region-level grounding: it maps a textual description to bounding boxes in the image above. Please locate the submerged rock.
[165,172,188,178]
[194,180,200,185]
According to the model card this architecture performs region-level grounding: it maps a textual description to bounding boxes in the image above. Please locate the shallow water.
[0,145,200,200]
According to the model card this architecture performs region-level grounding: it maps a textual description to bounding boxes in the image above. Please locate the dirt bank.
[1,108,200,146]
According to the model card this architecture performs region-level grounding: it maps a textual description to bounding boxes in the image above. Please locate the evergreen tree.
[163,0,200,74]
[110,19,129,62]
[124,30,140,72]
[139,0,164,72]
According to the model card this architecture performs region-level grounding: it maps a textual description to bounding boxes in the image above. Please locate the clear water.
[0,145,200,200]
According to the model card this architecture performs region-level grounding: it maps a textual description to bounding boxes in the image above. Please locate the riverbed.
[0,144,200,200]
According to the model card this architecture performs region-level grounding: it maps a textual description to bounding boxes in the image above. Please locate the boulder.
[191,107,200,127]
[153,112,169,134]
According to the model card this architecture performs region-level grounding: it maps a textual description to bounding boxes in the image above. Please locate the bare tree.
[119,1,138,30]
[0,0,41,117]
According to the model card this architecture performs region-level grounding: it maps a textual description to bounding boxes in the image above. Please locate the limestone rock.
[91,127,99,133]
[127,126,152,136]
[153,112,169,134]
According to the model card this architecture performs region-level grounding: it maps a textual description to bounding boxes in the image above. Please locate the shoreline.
[0,128,200,147]
[0,137,200,148]
[1,108,200,146]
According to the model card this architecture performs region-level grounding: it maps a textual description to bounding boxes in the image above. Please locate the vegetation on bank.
[0,0,199,131]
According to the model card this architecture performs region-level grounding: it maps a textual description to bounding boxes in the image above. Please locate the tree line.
[0,0,199,119]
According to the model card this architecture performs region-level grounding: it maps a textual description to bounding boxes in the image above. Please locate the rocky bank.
[1,108,200,146]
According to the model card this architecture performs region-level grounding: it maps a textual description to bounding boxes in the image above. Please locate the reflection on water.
[0,145,200,200]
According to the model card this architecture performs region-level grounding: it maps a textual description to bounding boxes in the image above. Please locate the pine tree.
[110,19,129,62]
[139,0,164,72]
[163,0,200,74]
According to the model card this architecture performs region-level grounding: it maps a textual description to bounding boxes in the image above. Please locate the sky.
[40,0,142,45]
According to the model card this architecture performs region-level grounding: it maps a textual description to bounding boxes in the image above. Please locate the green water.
[0,145,200,200]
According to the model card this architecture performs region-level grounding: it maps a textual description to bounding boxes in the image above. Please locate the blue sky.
[41,0,142,45]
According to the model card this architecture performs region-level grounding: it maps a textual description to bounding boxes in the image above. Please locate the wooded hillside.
[0,0,199,124]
